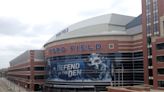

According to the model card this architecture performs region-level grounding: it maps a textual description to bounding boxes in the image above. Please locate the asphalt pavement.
[0,77,27,92]
[0,77,12,92]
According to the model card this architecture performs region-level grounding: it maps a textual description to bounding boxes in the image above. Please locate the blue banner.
[47,53,112,82]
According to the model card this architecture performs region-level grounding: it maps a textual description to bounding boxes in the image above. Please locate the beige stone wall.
[132,33,143,41]
[160,16,164,37]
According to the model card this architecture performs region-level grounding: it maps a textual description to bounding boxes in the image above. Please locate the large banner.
[47,53,113,82]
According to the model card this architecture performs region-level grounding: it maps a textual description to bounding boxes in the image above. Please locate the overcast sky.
[0,0,141,69]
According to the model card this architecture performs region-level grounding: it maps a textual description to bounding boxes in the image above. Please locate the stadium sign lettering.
[50,44,101,54]
[57,63,82,77]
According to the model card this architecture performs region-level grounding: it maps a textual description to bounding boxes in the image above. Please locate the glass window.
[156,43,164,50]
[146,3,151,13]
[121,53,133,57]
[153,0,157,2]
[153,1,158,11]
[108,44,114,49]
[147,37,152,45]
[133,73,144,81]
[34,67,45,71]
[46,52,143,85]
[146,15,151,23]
[146,25,151,34]
[148,48,152,55]
[154,13,158,22]
[158,81,164,87]
[146,0,151,3]
[34,84,43,91]
[149,69,153,76]
[158,68,164,74]
[149,79,153,85]
[154,23,159,33]
[133,61,143,69]
[134,52,143,57]
[157,56,164,62]
[148,59,152,66]
[34,75,45,79]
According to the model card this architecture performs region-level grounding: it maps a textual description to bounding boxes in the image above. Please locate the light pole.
[121,64,124,87]
[118,67,120,86]
[118,64,124,87]
[18,83,20,92]
[111,64,114,87]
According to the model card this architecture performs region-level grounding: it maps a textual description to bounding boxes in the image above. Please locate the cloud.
[78,0,141,18]
[109,0,141,16]
[0,0,141,25]
[0,0,142,69]
[0,17,67,68]
[0,35,43,68]
[31,21,67,35]
[0,17,67,37]
[78,9,110,18]
[0,17,29,36]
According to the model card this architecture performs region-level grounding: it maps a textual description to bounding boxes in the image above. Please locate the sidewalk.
[1,77,28,92]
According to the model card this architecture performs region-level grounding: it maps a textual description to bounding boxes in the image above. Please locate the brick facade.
[7,50,46,91]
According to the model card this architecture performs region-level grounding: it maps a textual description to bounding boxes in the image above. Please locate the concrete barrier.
[107,85,150,92]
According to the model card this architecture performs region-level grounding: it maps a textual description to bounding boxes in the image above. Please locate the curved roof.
[45,13,137,46]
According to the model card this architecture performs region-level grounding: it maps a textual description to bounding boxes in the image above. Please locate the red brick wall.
[152,38,164,89]
[45,39,143,57]
[158,0,164,17]
[142,0,149,85]
[45,40,118,57]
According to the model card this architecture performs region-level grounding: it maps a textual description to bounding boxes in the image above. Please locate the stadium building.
[6,0,164,91]
[44,13,144,92]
